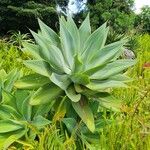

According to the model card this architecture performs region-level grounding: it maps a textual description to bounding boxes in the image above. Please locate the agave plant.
[9,31,33,49]
[0,88,52,149]
[0,69,19,101]
[15,14,135,132]
[0,70,51,149]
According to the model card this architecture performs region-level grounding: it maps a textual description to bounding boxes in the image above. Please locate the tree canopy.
[0,0,136,35]
[87,0,135,33]
[0,0,58,34]
[135,6,150,33]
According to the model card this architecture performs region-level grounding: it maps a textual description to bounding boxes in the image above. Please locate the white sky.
[134,0,150,13]
[57,0,150,15]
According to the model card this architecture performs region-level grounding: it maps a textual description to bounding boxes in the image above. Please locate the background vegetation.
[0,0,149,35]
[0,0,150,149]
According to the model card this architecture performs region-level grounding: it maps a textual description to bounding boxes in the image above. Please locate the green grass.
[0,39,31,74]
[97,34,150,150]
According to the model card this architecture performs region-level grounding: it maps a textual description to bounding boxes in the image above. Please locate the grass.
[0,39,31,74]
[0,34,150,150]
[98,34,150,150]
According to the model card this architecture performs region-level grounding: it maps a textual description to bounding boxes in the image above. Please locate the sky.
[134,0,150,13]
[56,0,87,16]
[56,0,150,16]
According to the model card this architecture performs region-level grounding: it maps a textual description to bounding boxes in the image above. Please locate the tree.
[0,0,136,37]
[86,0,135,33]
[0,0,58,35]
[135,6,150,33]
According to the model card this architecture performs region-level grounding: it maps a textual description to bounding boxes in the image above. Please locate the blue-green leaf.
[14,74,50,90]
[65,85,81,102]
[50,73,71,90]
[79,14,91,51]
[87,40,127,70]
[90,60,136,80]
[32,115,51,128]
[3,129,26,150]
[70,73,90,85]
[24,60,52,77]
[62,118,77,133]
[30,83,63,105]
[0,120,23,133]
[86,80,127,91]
[38,18,60,47]
[81,23,108,63]
[60,17,74,69]
[22,42,41,59]
[72,99,95,132]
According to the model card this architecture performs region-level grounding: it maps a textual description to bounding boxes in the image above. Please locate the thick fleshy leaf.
[50,73,71,90]
[70,73,90,85]
[24,60,52,77]
[3,129,26,150]
[90,60,136,80]
[66,15,80,53]
[14,74,50,90]
[81,23,108,62]
[62,118,77,133]
[0,69,7,84]
[44,44,70,74]
[14,90,31,117]
[93,93,121,111]
[38,18,60,47]
[29,30,51,61]
[60,17,74,69]
[109,74,132,82]
[30,30,67,73]
[79,14,91,51]
[21,95,32,121]
[32,115,51,128]
[30,83,63,105]
[84,64,106,76]
[4,69,20,92]
[33,101,55,118]
[0,105,21,119]
[86,80,127,91]
[72,55,83,73]
[0,120,23,133]
[2,90,16,108]
[74,84,84,93]
[22,42,41,59]
[87,40,127,70]
[72,98,95,132]
[65,85,81,102]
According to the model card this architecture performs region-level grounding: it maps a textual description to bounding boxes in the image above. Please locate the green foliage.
[9,31,33,49]
[0,29,149,150]
[15,15,135,134]
[0,40,31,73]
[89,0,134,33]
[0,69,19,102]
[0,0,58,34]
[135,6,150,33]
[0,70,52,149]
[75,0,136,43]
[34,35,150,150]
[33,126,67,150]
[100,34,150,150]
